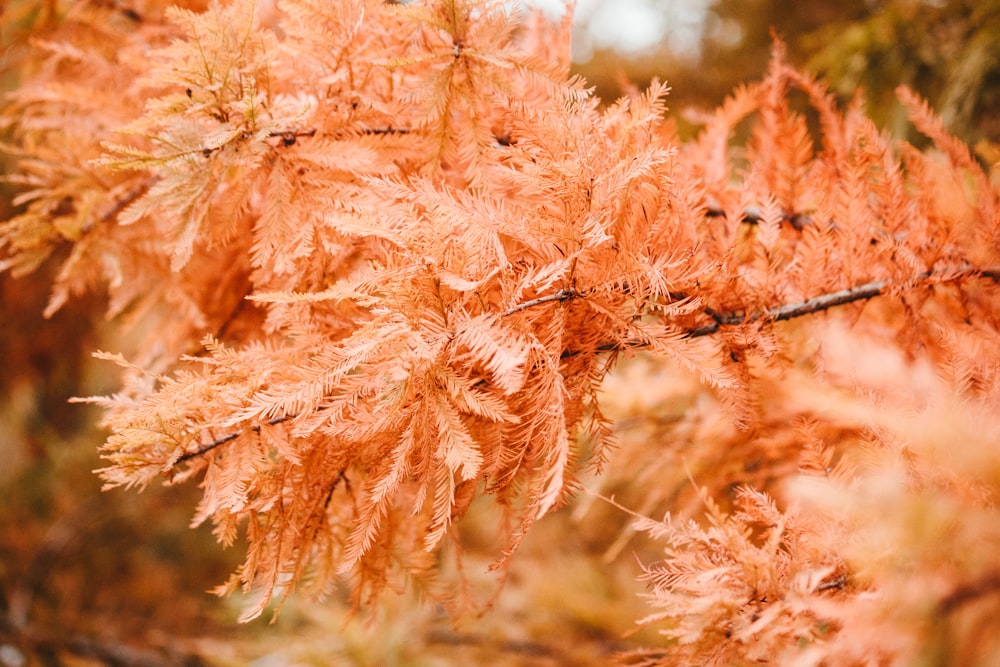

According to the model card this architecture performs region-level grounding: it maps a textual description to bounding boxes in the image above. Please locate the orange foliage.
[3,0,1000,662]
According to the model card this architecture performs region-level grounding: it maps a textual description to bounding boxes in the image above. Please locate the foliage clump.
[3,0,1000,663]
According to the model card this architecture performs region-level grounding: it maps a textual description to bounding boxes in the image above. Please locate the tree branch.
[685,278,890,337]
[175,414,294,464]
[687,264,1000,337]
[175,432,241,464]
[169,265,1000,468]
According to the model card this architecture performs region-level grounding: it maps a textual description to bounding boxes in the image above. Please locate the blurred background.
[532,0,1000,148]
[2,0,999,664]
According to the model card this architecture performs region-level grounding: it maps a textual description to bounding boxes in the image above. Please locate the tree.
[3,0,1000,663]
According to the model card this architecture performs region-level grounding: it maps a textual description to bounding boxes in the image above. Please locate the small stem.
[175,414,293,463]
[501,288,579,317]
[175,431,241,464]
[688,263,1000,337]
[359,126,413,136]
[688,277,891,336]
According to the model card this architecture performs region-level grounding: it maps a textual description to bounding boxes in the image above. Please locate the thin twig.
[766,280,890,321]
[816,573,847,592]
[688,264,1000,337]
[269,127,317,146]
[501,288,580,316]
[686,278,890,337]
[175,414,294,463]
[360,126,414,135]
[175,431,241,464]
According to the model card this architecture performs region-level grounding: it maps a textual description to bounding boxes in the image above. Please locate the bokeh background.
[2,1,999,664]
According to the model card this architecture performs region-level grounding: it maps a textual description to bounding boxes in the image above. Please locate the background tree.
[578,0,1000,149]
